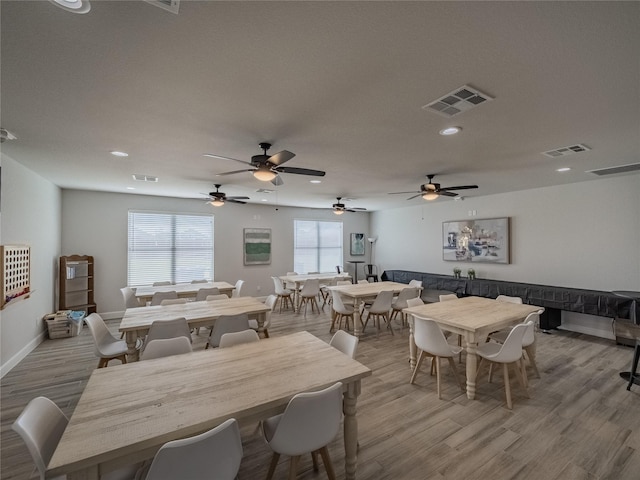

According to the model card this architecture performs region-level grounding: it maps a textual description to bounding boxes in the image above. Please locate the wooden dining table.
[328,281,418,337]
[279,273,352,311]
[47,331,372,480]
[120,297,270,361]
[133,281,236,303]
[404,296,544,400]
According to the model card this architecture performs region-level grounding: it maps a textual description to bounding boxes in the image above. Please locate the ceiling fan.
[332,197,367,215]
[204,142,326,186]
[388,174,478,201]
[204,184,250,207]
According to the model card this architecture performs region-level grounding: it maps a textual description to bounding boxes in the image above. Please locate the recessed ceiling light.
[126,187,135,190]
[261,199,268,202]
[49,0,91,14]
[110,151,129,157]
[439,126,462,136]
[556,167,571,172]
[310,180,322,184]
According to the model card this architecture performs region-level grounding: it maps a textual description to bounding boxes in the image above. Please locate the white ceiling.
[1,1,639,211]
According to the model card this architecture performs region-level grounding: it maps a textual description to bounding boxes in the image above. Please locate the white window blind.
[128,211,214,286]
[294,220,343,273]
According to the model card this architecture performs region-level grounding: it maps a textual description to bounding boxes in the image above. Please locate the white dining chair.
[13,396,141,480]
[298,278,320,317]
[329,330,359,359]
[439,293,458,302]
[496,294,523,304]
[249,294,277,338]
[272,276,293,313]
[263,382,343,480]
[477,321,531,409]
[409,279,423,289]
[160,298,187,306]
[219,329,260,348]
[141,336,193,361]
[195,287,220,301]
[330,289,355,333]
[206,313,251,349]
[152,281,172,286]
[206,294,230,301]
[390,287,420,327]
[85,313,129,368]
[120,286,140,309]
[143,418,242,480]
[143,317,192,353]
[150,291,178,306]
[232,279,245,298]
[191,279,208,284]
[363,290,394,336]
[409,316,465,399]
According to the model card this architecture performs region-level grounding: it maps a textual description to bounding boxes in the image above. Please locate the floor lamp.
[367,236,378,266]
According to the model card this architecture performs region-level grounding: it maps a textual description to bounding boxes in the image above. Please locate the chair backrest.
[393,287,419,308]
[145,318,192,347]
[195,287,220,301]
[191,279,208,284]
[357,279,369,284]
[153,281,172,286]
[331,290,351,315]
[409,279,423,288]
[85,313,116,355]
[336,280,352,286]
[207,294,230,301]
[496,294,523,304]
[144,418,243,480]
[369,290,394,313]
[335,266,341,274]
[272,276,288,295]
[120,286,140,309]
[160,298,187,306]
[300,278,320,297]
[329,330,358,359]
[365,264,377,275]
[413,316,456,357]
[141,337,193,361]
[232,279,244,298]
[208,313,251,348]
[12,396,68,480]
[265,294,278,311]
[439,293,458,302]
[219,329,260,348]
[150,291,178,306]
[285,272,298,289]
[522,311,542,346]
[491,321,531,363]
[267,382,343,457]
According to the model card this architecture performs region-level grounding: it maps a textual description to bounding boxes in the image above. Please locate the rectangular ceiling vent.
[587,163,640,176]
[143,0,180,14]
[542,144,591,158]
[132,174,158,182]
[256,188,274,194]
[422,85,494,117]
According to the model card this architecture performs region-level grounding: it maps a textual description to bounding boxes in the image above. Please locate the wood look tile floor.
[2,305,639,479]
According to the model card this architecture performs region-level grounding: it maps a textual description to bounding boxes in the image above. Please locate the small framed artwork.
[244,228,271,265]
[350,233,365,256]
[442,217,510,264]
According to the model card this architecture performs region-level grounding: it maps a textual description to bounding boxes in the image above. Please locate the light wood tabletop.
[120,297,270,361]
[328,281,419,337]
[279,273,352,311]
[404,296,544,400]
[133,281,236,303]
[47,331,372,480]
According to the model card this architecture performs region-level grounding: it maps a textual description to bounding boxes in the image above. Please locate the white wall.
[371,175,640,292]
[61,190,370,315]
[0,155,61,375]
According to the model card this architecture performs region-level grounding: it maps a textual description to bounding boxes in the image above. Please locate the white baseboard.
[0,331,46,379]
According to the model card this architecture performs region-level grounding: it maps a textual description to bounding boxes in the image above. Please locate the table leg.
[408,317,417,370]
[465,334,478,400]
[343,380,361,480]
[256,313,266,338]
[125,331,140,362]
[352,298,363,337]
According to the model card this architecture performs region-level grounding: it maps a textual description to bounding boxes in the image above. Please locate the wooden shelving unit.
[59,255,96,314]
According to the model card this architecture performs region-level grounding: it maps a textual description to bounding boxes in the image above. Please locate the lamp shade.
[253,167,277,182]
[209,199,225,207]
[422,191,439,201]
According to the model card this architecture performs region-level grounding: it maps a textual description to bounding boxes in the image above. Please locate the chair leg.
[627,341,640,391]
[503,363,513,410]
[311,450,319,471]
[266,452,280,480]
[288,455,300,480]
[118,354,127,365]
[435,356,442,399]
[319,445,337,480]
[447,356,465,392]
[524,345,540,378]
[513,360,529,398]
[410,351,426,384]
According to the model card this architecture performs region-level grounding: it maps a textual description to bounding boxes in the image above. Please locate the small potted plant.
[453,267,462,279]
[467,268,476,280]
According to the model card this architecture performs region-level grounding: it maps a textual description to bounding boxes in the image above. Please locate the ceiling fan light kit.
[253,166,277,182]
[388,174,478,201]
[205,184,249,207]
[332,197,367,214]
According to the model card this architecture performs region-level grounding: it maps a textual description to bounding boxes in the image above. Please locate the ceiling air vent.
[422,85,494,118]
[256,188,274,194]
[132,174,158,182]
[542,144,591,158]
[143,0,179,14]
[587,163,640,176]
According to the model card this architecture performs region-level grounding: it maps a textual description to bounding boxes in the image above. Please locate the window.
[294,220,343,273]
[128,211,214,286]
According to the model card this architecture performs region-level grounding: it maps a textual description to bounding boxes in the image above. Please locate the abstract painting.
[244,228,271,265]
[443,217,510,264]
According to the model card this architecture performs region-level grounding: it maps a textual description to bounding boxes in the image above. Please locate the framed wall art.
[443,217,510,264]
[243,228,271,265]
[350,233,365,256]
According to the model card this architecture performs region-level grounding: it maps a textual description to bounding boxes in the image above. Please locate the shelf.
[59,255,95,312]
